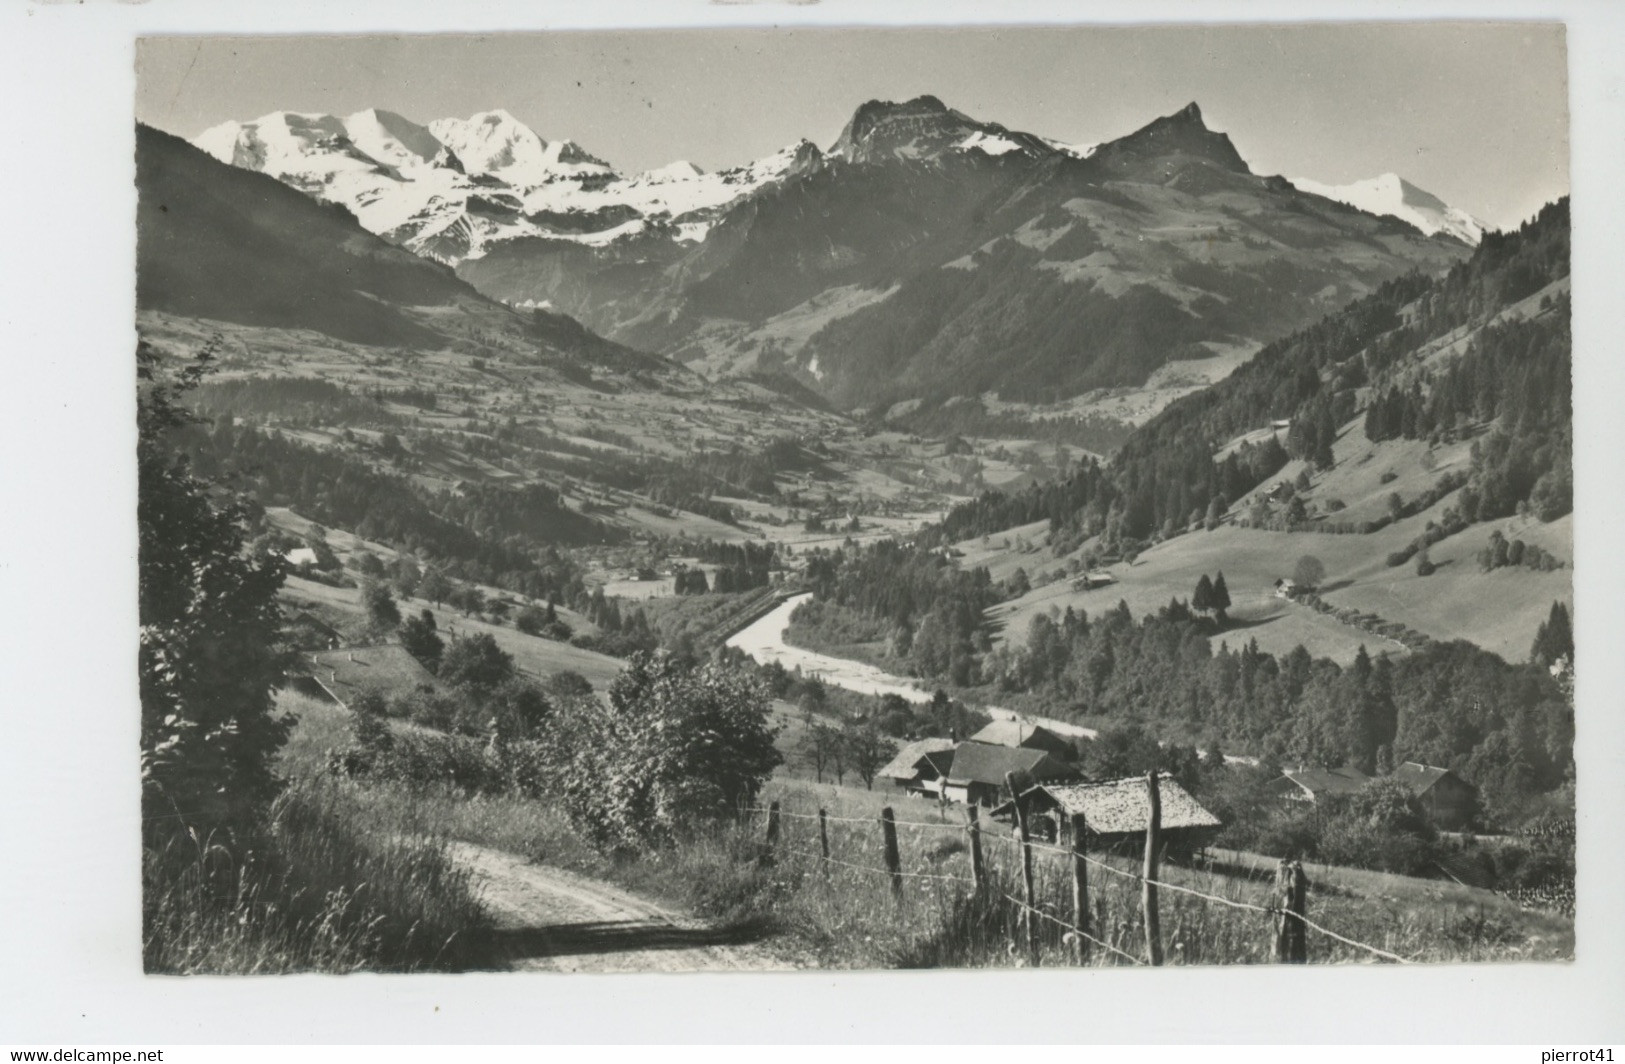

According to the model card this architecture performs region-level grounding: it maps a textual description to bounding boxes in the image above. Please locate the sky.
[135,23,1569,231]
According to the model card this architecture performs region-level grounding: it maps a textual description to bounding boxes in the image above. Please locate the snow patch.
[956,130,1026,156]
[1290,172,1484,245]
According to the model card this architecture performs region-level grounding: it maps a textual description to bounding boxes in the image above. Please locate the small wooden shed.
[993,774,1222,853]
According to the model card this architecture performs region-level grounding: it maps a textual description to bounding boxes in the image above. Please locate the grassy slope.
[989,502,1570,667]
[982,413,1571,665]
[283,573,627,693]
[274,684,1568,969]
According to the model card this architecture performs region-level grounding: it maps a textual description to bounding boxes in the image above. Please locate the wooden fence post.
[880,807,903,899]
[1273,859,1310,963]
[765,801,781,850]
[1006,771,1040,967]
[967,804,986,890]
[818,808,830,872]
[1070,812,1090,965]
[1142,770,1164,966]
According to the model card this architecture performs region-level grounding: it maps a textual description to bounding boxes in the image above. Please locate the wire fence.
[745,781,1416,967]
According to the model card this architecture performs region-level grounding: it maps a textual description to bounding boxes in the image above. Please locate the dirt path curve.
[447,842,792,973]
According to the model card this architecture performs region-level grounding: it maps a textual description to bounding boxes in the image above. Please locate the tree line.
[978,599,1572,826]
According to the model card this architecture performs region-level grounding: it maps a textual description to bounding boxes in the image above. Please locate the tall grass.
[143,694,490,974]
[151,692,1569,972]
[348,767,1571,968]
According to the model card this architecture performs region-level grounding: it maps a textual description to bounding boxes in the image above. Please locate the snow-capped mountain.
[828,94,1055,164]
[426,109,612,185]
[193,108,825,264]
[192,97,1474,414]
[1289,172,1485,245]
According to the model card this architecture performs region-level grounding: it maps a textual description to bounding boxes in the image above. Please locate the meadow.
[158,690,1563,974]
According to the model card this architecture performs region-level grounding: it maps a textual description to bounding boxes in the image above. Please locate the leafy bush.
[547,653,782,853]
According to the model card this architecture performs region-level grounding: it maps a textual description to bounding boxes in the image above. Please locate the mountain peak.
[1290,172,1484,244]
[830,94,1053,165]
[1101,101,1250,174]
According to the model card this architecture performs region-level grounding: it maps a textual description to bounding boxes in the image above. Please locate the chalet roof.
[1389,761,1471,795]
[1272,766,1370,797]
[966,719,1071,753]
[946,743,1066,787]
[878,738,956,781]
[309,644,438,707]
[998,775,1222,835]
[287,610,339,635]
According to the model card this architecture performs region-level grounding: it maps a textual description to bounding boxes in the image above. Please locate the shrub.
[548,653,782,853]
[439,633,515,693]
[355,731,505,794]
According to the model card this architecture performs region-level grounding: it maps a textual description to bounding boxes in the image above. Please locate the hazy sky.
[136,24,1568,230]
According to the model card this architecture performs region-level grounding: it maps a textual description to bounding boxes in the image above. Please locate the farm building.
[963,719,1075,760]
[992,775,1222,853]
[942,743,1074,807]
[877,738,956,798]
[305,644,439,710]
[1388,762,1479,830]
[1273,578,1298,599]
[285,546,319,567]
[1072,571,1115,591]
[282,609,341,650]
[1265,765,1371,804]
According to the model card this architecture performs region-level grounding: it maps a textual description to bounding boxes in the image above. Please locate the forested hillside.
[929,198,1570,551]
[785,198,1573,825]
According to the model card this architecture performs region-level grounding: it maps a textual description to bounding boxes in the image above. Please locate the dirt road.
[448,842,792,973]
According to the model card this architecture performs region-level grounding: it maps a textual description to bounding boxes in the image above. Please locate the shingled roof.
[878,738,956,781]
[946,743,1068,787]
[998,775,1221,835]
[965,719,1073,755]
[1389,761,1470,795]
[1270,765,1371,798]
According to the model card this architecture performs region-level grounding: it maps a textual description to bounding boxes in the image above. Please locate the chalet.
[1273,578,1298,599]
[1265,765,1371,804]
[942,742,1074,807]
[1073,571,1115,591]
[305,644,439,710]
[964,719,1075,760]
[877,738,956,798]
[991,775,1222,853]
[286,546,319,567]
[1388,762,1479,830]
[283,609,341,651]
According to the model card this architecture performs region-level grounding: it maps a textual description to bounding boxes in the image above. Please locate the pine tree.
[1193,573,1215,614]
[1212,572,1231,623]
[1531,601,1574,667]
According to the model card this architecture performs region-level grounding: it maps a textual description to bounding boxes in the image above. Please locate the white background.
[0,0,1621,1045]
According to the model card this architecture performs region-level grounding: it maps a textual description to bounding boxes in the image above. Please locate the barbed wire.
[994,888,1145,965]
[994,832,1415,964]
[746,805,972,832]
[758,803,1416,964]
[785,848,978,887]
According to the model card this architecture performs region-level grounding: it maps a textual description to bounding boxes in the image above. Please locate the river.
[725,592,1102,740]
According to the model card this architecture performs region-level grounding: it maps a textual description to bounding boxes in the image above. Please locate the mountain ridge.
[185,98,1478,417]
